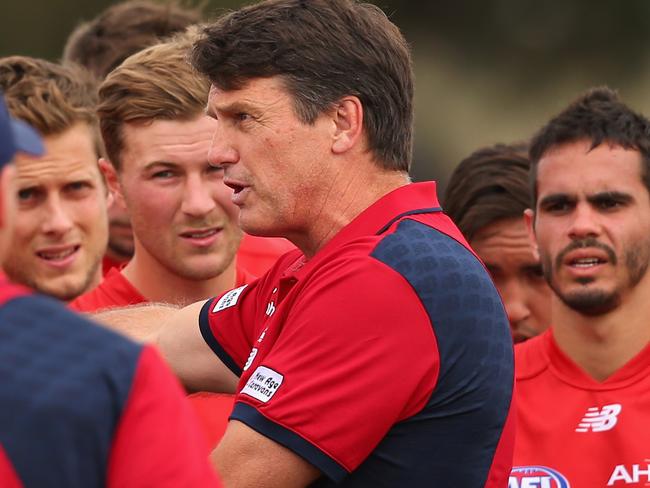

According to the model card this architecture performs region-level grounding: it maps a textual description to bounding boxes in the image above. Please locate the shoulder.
[0,293,146,485]
[1,293,144,398]
[371,216,487,285]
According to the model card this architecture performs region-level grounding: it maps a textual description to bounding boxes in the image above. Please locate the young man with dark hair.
[0,56,109,301]
[62,0,203,80]
[96,1,515,486]
[0,95,221,488]
[511,87,650,487]
[444,143,552,342]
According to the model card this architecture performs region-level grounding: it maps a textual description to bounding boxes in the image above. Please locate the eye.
[66,181,91,191]
[541,200,573,214]
[236,112,253,122]
[595,198,623,211]
[17,187,35,201]
[152,170,175,179]
[16,187,44,207]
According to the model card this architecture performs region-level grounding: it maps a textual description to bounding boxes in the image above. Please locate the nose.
[499,279,531,328]
[41,195,74,235]
[207,124,239,169]
[181,173,217,217]
[567,203,601,240]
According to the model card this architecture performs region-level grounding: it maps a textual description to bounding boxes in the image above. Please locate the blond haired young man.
[0,57,109,301]
[70,32,253,447]
[63,2,293,276]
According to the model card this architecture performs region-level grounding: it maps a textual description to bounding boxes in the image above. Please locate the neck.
[289,165,410,258]
[122,247,238,306]
[551,280,650,381]
[104,247,131,265]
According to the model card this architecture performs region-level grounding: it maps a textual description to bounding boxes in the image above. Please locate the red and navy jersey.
[0,280,220,487]
[512,329,650,488]
[200,182,515,487]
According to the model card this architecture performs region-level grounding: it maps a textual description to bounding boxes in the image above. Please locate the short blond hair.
[98,28,210,169]
[0,56,98,144]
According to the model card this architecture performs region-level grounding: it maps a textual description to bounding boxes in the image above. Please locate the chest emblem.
[575,404,622,433]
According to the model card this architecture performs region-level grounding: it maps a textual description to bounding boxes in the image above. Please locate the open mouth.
[569,257,606,268]
[224,177,248,194]
[228,183,245,194]
[180,229,219,239]
[36,245,80,261]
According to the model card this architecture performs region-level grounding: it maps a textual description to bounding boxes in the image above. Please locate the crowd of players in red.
[1,1,649,487]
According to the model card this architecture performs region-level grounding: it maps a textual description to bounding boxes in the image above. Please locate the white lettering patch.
[243,348,258,372]
[212,285,247,313]
[241,366,284,403]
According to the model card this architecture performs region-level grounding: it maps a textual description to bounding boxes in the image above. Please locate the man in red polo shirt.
[93,2,516,486]
[0,96,221,487]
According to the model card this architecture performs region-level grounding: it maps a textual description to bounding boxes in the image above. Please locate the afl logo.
[509,466,570,488]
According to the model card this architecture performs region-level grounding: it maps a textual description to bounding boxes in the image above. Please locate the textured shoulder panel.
[361,218,514,487]
[0,294,142,488]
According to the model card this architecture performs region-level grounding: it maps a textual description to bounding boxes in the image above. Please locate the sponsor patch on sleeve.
[240,366,284,403]
[212,285,248,313]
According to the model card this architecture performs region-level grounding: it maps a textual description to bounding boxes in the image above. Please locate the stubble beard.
[541,238,650,317]
[5,256,102,302]
[163,227,242,281]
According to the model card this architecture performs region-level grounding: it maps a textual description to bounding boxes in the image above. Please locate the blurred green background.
[3,0,649,191]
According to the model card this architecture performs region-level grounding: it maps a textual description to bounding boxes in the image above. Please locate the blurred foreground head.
[0,95,43,266]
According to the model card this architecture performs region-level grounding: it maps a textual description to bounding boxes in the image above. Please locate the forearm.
[93,300,239,394]
[212,421,320,488]
[90,303,180,343]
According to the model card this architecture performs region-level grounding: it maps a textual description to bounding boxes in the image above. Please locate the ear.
[331,96,364,154]
[99,158,124,209]
[523,208,539,261]
[0,165,17,264]
[0,165,16,229]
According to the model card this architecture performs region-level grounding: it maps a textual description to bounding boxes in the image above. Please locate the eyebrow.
[142,161,179,171]
[586,191,633,204]
[538,190,634,208]
[538,193,574,208]
[206,100,258,119]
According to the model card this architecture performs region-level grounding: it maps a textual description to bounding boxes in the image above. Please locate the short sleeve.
[230,257,440,481]
[199,280,264,376]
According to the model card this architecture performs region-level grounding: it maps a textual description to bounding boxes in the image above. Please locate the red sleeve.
[233,257,440,473]
[107,346,222,488]
[199,281,263,375]
[0,446,22,488]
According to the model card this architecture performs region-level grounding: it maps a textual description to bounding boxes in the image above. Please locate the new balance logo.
[575,404,621,432]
